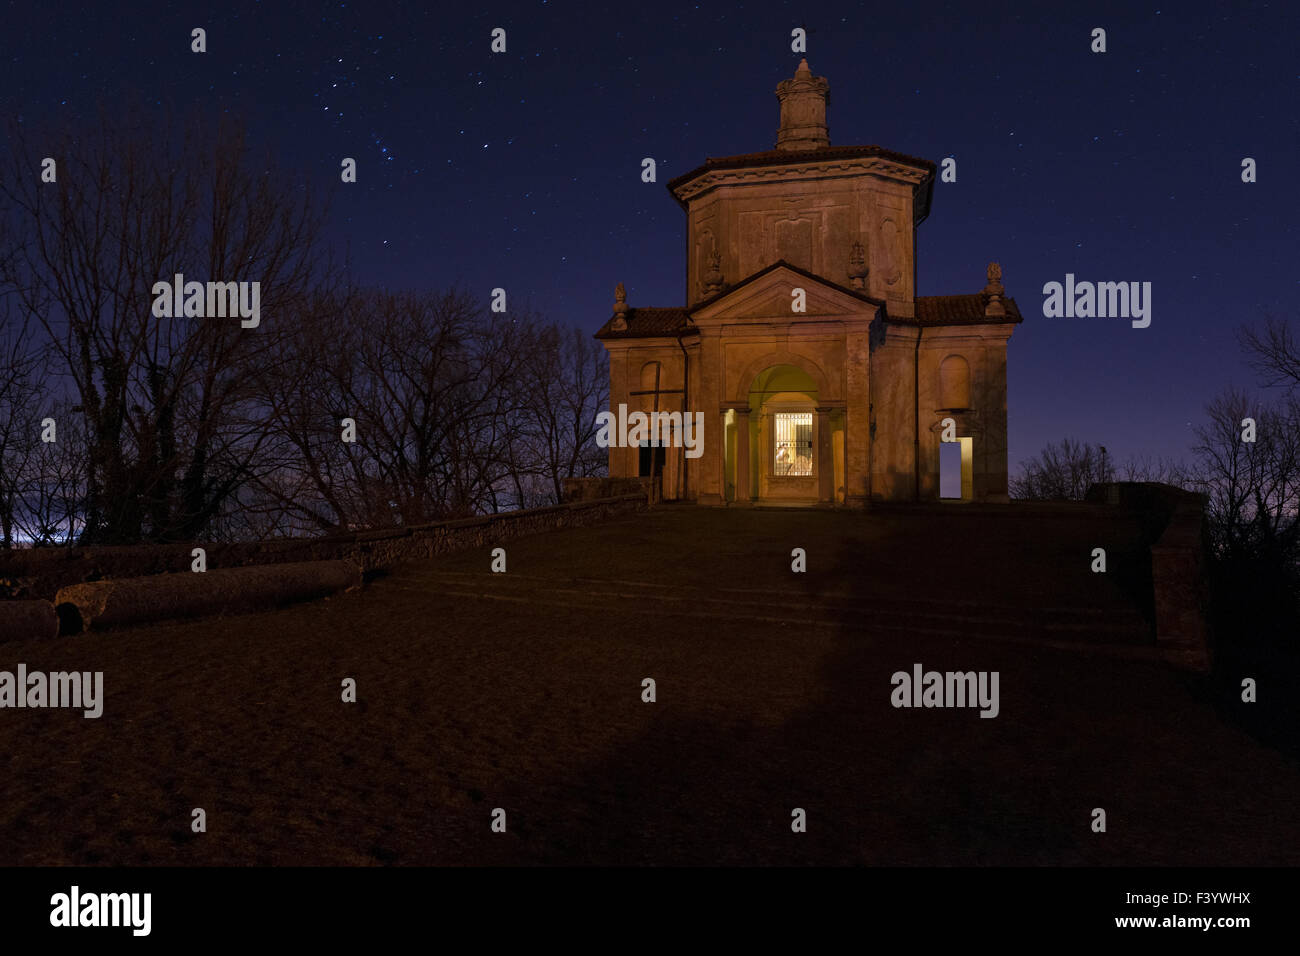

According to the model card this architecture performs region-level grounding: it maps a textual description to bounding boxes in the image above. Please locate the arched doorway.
[746,364,820,504]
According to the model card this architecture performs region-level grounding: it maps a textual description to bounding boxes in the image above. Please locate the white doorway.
[940,437,973,501]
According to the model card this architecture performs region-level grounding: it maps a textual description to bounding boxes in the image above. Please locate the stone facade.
[596,60,1023,506]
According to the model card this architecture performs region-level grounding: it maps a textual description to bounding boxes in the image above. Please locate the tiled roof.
[594,307,693,340]
[910,294,1024,326]
[665,144,936,194]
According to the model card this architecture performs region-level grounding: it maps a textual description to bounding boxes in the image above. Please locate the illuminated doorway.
[749,365,820,503]
[940,437,974,501]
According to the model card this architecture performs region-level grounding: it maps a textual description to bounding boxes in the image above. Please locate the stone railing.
[342,495,646,570]
[562,476,659,503]
[0,495,648,603]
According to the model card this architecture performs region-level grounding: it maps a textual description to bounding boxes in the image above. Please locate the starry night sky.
[4,0,1297,472]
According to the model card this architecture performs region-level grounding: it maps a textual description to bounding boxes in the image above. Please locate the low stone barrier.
[0,599,59,641]
[21,496,646,633]
[54,560,362,634]
[1088,482,1213,672]
[0,494,648,599]
[344,494,646,570]
[1151,500,1213,672]
[562,476,658,503]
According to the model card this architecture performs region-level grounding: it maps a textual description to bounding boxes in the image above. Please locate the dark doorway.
[639,442,666,478]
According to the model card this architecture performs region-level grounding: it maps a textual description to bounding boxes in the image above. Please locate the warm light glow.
[941,436,974,500]
[774,412,813,476]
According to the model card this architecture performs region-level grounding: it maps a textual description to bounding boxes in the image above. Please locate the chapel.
[594,59,1022,505]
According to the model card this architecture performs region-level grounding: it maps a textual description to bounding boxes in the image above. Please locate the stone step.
[409,571,1152,645]
[418,569,1146,618]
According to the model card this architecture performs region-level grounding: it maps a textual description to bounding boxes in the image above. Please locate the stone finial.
[985,262,1003,293]
[610,281,629,330]
[847,240,869,290]
[983,262,1007,316]
[775,59,830,151]
[703,251,725,295]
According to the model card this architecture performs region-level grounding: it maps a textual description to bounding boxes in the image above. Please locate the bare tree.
[1238,315,1300,390]
[0,104,329,544]
[1191,387,1300,564]
[253,287,541,531]
[12,399,88,546]
[1010,438,1114,500]
[508,323,608,508]
[1118,454,1188,485]
[0,305,48,547]
[1,104,610,543]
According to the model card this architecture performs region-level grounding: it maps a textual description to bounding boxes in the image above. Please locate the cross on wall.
[627,363,685,486]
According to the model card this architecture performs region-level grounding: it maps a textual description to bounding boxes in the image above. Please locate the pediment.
[691,263,881,323]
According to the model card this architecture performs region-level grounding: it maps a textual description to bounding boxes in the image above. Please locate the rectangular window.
[773,412,813,476]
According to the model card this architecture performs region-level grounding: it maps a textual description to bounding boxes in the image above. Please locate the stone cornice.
[671,155,931,208]
[877,321,1017,345]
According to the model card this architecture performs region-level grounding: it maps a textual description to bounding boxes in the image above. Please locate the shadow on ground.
[0,506,1295,865]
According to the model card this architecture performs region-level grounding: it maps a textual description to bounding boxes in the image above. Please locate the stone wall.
[55,560,362,634]
[1085,481,1192,539]
[348,494,646,569]
[562,477,656,503]
[0,495,648,601]
[1087,482,1212,671]
[1150,499,1213,671]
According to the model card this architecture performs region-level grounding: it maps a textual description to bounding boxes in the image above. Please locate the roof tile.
[912,294,1024,325]
[595,307,693,339]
